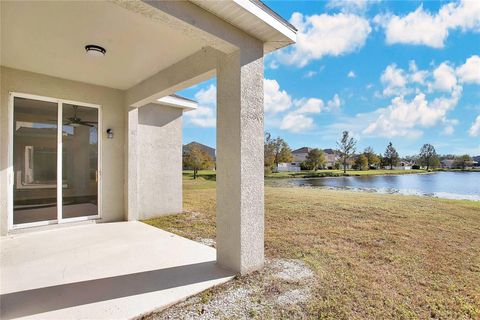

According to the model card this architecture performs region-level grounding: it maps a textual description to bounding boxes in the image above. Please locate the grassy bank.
[183,169,430,180]
[145,177,480,319]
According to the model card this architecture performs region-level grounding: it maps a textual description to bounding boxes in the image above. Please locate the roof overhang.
[155,95,198,111]
[189,0,296,53]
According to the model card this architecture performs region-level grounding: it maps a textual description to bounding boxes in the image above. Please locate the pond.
[265,171,480,201]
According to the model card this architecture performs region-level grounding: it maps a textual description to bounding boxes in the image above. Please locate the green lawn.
[144,177,480,319]
[183,169,429,180]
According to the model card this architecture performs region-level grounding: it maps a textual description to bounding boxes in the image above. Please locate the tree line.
[183,131,475,179]
[264,130,475,173]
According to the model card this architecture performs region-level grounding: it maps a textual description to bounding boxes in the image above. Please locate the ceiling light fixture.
[85,44,106,57]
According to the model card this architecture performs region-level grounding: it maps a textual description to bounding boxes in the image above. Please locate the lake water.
[265,172,480,201]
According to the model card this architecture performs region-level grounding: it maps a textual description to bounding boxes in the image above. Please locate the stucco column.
[126,107,139,221]
[216,43,264,275]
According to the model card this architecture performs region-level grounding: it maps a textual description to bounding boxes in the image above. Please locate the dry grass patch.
[144,180,480,319]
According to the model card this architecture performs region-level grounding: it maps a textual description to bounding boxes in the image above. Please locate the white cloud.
[443,125,455,135]
[432,62,457,92]
[279,97,325,133]
[185,85,216,128]
[442,118,459,135]
[276,12,371,67]
[456,55,480,84]
[280,113,315,133]
[327,94,342,110]
[304,70,317,78]
[188,108,216,128]
[469,115,480,137]
[347,70,356,78]
[380,64,408,96]
[363,85,462,137]
[293,98,324,114]
[264,79,292,114]
[269,60,279,70]
[374,0,480,48]
[409,61,428,85]
[326,0,367,13]
[194,84,216,105]
[277,93,343,133]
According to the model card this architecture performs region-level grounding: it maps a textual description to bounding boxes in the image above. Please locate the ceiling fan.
[64,106,97,127]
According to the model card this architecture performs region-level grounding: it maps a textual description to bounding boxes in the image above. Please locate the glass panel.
[13,97,58,224]
[62,104,98,219]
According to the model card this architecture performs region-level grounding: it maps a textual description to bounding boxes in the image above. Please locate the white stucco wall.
[136,104,183,219]
[0,67,125,235]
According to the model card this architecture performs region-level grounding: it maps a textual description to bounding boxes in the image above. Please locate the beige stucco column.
[216,43,264,275]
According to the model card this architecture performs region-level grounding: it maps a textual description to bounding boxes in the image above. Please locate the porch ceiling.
[0,221,234,319]
[0,1,206,90]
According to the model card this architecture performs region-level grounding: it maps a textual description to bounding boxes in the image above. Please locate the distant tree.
[384,142,399,170]
[454,154,472,170]
[363,147,380,168]
[336,131,357,173]
[183,145,214,179]
[334,162,341,170]
[264,132,276,174]
[354,154,369,171]
[418,144,439,170]
[272,137,293,169]
[304,148,326,171]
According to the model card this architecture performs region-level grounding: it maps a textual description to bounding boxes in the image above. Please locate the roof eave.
[155,95,198,111]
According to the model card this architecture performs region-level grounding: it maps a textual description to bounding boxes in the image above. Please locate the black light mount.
[85,44,106,56]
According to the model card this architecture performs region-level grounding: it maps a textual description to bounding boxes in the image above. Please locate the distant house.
[323,148,337,169]
[183,141,216,170]
[441,159,455,169]
[441,158,478,169]
[392,161,413,170]
[473,156,480,167]
[183,141,216,160]
[276,162,301,172]
[276,147,338,171]
[276,147,309,172]
[292,147,312,162]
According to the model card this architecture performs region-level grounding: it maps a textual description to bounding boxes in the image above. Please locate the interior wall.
[135,103,183,219]
[0,67,125,235]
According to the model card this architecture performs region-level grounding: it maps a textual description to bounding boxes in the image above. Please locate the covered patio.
[1,221,234,319]
[0,0,295,318]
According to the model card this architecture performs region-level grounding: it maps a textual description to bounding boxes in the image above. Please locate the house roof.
[189,0,296,53]
[323,148,336,154]
[292,147,311,154]
[184,141,216,159]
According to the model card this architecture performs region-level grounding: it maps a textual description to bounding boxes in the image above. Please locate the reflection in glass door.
[13,97,58,225]
[62,104,98,219]
[12,95,100,227]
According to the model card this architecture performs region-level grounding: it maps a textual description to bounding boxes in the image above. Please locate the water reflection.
[266,172,480,201]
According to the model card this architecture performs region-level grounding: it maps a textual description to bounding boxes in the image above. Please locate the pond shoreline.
[265,171,480,202]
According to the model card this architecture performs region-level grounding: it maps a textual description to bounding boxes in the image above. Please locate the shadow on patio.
[0,222,234,319]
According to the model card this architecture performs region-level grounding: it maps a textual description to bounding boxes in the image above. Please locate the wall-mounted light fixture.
[106,128,114,139]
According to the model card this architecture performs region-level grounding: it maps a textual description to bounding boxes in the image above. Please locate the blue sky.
[179,0,480,157]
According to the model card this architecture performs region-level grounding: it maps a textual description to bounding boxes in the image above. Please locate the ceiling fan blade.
[82,121,98,124]
[79,121,94,127]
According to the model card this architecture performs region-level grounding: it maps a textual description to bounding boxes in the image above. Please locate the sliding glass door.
[11,94,100,228]
[13,97,59,225]
[61,104,99,220]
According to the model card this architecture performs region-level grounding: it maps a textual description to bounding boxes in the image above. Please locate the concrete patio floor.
[0,221,234,319]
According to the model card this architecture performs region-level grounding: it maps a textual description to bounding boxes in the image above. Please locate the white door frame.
[8,92,102,231]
